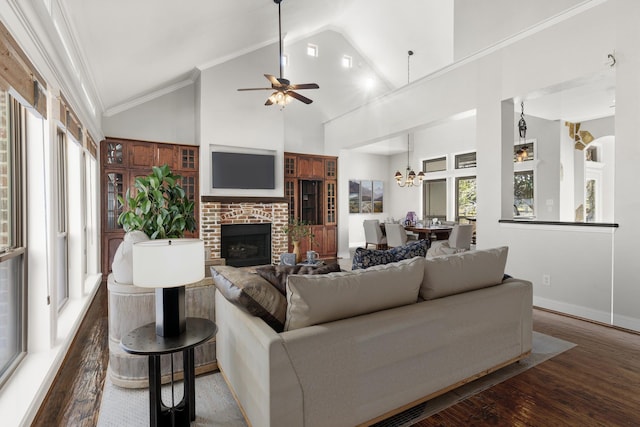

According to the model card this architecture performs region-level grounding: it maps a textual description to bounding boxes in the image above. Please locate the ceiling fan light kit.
[237,0,319,107]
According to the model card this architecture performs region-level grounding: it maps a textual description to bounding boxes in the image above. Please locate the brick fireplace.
[200,197,289,266]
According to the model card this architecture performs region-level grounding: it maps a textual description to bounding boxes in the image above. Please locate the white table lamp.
[133,239,204,337]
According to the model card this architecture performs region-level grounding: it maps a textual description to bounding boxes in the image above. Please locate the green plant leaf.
[117,166,195,240]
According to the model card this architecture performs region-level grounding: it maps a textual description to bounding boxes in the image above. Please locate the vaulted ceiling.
[59,0,454,114]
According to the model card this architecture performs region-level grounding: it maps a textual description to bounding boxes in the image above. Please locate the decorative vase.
[292,241,301,264]
[111,230,150,284]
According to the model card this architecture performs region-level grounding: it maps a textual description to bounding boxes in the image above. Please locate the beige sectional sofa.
[212,247,532,427]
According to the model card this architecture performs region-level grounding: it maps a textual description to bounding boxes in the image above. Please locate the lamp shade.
[132,239,204,288]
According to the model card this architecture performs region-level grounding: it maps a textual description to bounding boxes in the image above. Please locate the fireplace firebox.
[221,223,272,267]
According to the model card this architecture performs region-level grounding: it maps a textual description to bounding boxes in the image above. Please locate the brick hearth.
[200,198,289,265]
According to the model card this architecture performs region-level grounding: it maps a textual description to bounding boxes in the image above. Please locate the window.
[342,55,352,68]
[0,91,26,386]
[56,130,69,309]
[281,54,289,67]
[455,152,476,169]
[585,146,598,162]
[423,179,447,220]
[307,44,318,57]
[514,170,534,217]
[514,141,535,163]
[456,176,477,221]
[424,157,447,173]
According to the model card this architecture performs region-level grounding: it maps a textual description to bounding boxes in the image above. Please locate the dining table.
[404,225,453,241]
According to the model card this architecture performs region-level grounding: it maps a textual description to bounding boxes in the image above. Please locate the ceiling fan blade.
[289,83,319,90]
[237,87,273,91]
[288,91,313,104]
[265,74,281,86]
[265,97,274,106]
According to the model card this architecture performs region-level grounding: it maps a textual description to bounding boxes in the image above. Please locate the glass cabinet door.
[299,180,323,225]
[105,142,124,165]
[325,180,337,225]
[106,172,124,230]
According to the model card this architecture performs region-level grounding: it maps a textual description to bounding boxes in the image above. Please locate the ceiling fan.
[237,0,319,106]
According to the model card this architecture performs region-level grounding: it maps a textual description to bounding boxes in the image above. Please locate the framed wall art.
[349,180,383,213]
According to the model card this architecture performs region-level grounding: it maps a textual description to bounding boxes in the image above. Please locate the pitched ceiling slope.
[59,0,454,115]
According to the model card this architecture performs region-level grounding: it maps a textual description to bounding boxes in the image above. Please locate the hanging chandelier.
[395,137,425,187]
[394,50,424,187]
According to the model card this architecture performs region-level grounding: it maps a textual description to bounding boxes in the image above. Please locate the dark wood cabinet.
[297,156,325,179]
[284,152,338,259]
[100,138,199,280]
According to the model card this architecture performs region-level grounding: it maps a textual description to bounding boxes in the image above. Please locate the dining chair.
[385,223,409,247]
[363,219,387,249]
[427,224,474,257]
[449,224,474,250]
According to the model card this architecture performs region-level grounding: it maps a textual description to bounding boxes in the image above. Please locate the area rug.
[97,332,574,427]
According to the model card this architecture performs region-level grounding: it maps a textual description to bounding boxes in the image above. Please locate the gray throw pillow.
[210,266,287,332]
[255,263,342,295]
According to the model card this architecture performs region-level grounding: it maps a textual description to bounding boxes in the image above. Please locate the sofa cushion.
[420,246,509,300]
[210,266,287,331]
[285,256,425,331]
[352,239,430,270]
[255,263,342,295]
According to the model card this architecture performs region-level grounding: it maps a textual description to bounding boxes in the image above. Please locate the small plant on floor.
[117,164,196,239]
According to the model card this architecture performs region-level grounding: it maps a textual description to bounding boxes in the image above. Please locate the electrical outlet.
[542,274,551,286]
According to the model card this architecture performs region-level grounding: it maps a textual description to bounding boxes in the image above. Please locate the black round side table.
[121,317,217,427]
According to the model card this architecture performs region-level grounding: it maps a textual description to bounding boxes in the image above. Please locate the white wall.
[385,114,477,222]
[196,30,391,197]
[611,0,640,331]
[509,113,561,221]
[283,30,391,155]
[198,42,285,198]
[328,1,640,331]
[558,116,615,221]
[102,84,197,145]
[454,0,588,60]
[339,152,390,252]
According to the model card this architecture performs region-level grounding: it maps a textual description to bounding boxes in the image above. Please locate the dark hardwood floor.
[31,282,640,427]
[413,310,640,426]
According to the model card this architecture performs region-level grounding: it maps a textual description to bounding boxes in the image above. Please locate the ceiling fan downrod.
[275,0,283,79]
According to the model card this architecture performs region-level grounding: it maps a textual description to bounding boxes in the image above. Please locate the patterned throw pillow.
[352,239,430,270]
[255,263,342,295]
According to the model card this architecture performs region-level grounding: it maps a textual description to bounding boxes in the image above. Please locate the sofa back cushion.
[419,246,508,300]
[211,266,287,332]
[285,256,425,331]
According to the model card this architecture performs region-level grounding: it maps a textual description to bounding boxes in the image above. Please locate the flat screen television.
[211,152,276,189]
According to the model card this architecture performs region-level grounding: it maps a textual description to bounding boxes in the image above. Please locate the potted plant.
[111,165,196,284]
[283,217,314,263]
[118,164,196,239]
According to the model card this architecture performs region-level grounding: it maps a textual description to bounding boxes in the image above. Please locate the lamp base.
[155,286,186,337]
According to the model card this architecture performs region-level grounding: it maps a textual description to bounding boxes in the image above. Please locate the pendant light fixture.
[516,101,529,162]
[394,50,424,187]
